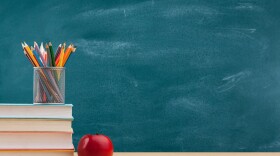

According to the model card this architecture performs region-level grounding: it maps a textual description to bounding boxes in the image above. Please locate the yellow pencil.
[59,43,65,67]
[23,50,35,67]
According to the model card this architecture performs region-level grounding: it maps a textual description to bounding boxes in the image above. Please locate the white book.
[0,118,72,132]
[0,150,74,156]
[0,104,72,119]
[0,132,73,149]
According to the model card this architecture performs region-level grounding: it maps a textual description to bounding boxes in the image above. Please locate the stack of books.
[0,104,74,156]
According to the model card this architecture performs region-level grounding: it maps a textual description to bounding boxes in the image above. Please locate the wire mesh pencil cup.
[33,67,65,104]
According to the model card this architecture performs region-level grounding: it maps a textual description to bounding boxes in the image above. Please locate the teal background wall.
[1,0,280,151]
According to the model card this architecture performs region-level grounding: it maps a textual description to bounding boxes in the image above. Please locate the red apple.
[78,134,114,156]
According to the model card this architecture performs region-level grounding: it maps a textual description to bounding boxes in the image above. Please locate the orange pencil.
[62,44,73,66]
[63,46,76,66]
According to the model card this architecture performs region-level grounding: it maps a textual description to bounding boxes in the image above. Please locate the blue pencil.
[31,47,44,67]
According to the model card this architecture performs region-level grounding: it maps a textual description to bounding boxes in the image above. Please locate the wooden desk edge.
[75,152,280,156]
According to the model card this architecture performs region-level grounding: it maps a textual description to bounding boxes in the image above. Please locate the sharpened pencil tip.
[72,47,77,52]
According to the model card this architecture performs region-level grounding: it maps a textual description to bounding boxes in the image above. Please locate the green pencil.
[45,44,52,67]
[48,42,55,67]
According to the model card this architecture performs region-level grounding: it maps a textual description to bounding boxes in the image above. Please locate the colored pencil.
[23,50,35,67]
[59,43,65,67]
[62,44,72,66]
[23,42,76,68]
[63,45,76,66]
[48,42,55,67]
[55,44,62,61]
[34,42,46,67]
[55,44,62,66]
[22,42,39,67]
[45,44,52,67]
[31,46,44,67]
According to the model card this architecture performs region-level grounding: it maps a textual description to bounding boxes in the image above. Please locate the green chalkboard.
[1,0,280,152]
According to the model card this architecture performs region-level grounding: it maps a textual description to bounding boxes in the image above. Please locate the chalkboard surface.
[1,0,280,152]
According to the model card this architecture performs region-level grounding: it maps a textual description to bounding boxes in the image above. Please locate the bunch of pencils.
[21,42,76,67]
[21,42,76,104]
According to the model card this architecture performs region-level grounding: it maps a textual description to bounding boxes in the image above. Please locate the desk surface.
[74,152,279,156]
